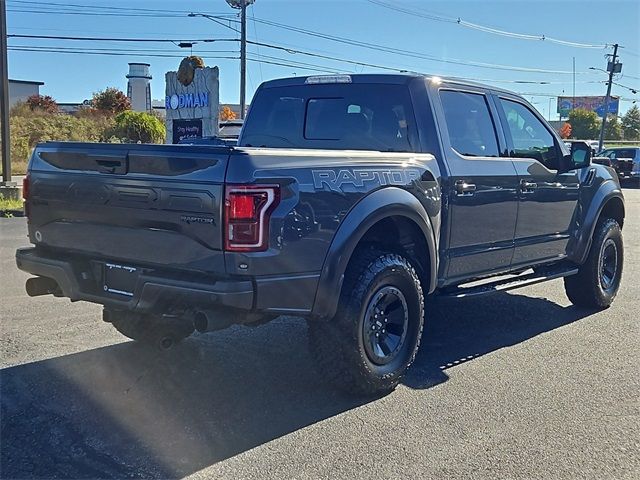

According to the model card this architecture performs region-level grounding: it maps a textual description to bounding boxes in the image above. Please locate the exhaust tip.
[25,277,59,297]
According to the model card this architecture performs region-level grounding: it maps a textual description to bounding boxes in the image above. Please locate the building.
[8,79,44,108]
[126,63,152,112]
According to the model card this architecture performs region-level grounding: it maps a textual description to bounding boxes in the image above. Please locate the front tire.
[564,218,623,308]
[308,249,424,396]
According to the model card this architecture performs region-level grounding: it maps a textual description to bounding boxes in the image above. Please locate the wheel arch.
[571,181,625,265]
[311,187,438,320]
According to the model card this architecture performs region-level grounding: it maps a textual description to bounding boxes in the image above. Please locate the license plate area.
[103,263,138,297]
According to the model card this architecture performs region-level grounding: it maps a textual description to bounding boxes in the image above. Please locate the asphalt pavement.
[1,187,639,480]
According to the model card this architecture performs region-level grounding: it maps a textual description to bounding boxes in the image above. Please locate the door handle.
[455,180,476,196]
[520,179,538,192]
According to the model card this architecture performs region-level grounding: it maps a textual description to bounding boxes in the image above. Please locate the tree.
[568,108,600,139]
[25,94,59,114]
[110,110,165,144]
[603,114,622,140]
[559,122,572,139]
[621,104,640,140]
[92,87,131,114]
[220,105,237,121]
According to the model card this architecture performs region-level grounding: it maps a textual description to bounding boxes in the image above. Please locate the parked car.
[596,147,640,185]
[17,74,625,395]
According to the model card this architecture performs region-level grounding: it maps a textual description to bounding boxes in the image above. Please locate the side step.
[440,266,579,298]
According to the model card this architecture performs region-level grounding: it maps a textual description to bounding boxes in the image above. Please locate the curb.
[1,209,25,218]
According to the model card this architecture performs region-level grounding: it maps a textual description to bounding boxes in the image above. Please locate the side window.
[614,149,634,159]
[499,98,559,169]
[440,90,500,158]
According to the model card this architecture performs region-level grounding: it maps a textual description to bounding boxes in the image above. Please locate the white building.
[8,79,44,108]
[126,63,152,112]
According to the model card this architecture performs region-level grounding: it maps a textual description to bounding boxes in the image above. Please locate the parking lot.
[1,187,638,480]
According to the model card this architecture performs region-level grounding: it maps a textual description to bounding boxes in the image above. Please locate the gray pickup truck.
[17,74,625,395]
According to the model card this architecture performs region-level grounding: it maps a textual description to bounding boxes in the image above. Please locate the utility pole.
[240,0,247,119]
[598,43,619,152]
[1,0,12,184]
[572,56,576,113]
[224,0,254,119]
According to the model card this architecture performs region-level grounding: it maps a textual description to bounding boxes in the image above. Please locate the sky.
[6,0,640,119]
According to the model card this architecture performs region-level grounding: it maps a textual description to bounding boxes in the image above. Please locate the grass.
[0,196,24,215]
[12,160,28,176]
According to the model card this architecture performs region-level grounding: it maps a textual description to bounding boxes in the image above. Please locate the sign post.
[1,0,12,185]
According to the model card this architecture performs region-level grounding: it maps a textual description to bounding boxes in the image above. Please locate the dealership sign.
[165,92,210,110]
[557,96,620,118]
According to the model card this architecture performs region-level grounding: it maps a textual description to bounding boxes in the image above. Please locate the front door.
[495,96,580,268]
[437,88,519,283]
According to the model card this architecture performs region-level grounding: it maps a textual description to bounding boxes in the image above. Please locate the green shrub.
[109,110,165,144]
[8,104,116,174]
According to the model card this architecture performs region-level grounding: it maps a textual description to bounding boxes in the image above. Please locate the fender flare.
[311,187,438,320]
[571,180,624,264]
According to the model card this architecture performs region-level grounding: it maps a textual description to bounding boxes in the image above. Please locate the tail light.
[22,175,30,218]
[224,185,279,252]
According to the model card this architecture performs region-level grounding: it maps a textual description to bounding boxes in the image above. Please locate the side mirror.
[565,141,592,170]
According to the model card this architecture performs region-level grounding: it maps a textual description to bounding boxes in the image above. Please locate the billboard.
[557,96,620,118]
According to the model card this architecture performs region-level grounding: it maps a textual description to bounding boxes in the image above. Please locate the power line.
[7,45,343,73]
[9,1,601,75]
[248,17,597,74]
[7,0,233,17]
[8,33,237,43]
[8,46,238,60]
[366,0,610,49]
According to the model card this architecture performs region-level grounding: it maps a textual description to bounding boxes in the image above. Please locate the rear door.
[27,142,230,273]
[494,95,580,267]
[435,87,519,283]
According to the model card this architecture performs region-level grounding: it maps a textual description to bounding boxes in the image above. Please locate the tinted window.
[240,84,417,152]
[499,98,559,169]
[612,149,635,159]
[440,90,499,157]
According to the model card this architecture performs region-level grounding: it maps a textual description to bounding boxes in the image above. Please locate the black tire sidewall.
[593,220,623,304]
[339,253,423,387]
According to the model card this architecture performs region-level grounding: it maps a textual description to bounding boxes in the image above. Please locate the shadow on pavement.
[1,292,595,478]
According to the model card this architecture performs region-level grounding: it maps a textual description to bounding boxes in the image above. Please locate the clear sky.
[6,0,640,119]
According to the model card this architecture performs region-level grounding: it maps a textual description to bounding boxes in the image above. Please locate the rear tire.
[308,249,424,396]
[564,218,623,308]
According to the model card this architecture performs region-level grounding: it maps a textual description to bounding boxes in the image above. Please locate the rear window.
[239,84,418,152]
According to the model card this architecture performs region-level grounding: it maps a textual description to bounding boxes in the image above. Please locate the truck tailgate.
[26,142,230,273]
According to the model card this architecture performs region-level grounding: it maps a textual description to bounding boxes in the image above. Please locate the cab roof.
[260,73,517,96]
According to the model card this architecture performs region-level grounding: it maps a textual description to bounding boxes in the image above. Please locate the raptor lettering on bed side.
[312,168,421,192]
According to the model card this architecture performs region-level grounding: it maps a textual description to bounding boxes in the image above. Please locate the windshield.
[239,83,418,152]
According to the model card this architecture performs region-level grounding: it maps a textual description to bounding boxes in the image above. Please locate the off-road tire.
[564,218,623,308]
[308,249,424,396]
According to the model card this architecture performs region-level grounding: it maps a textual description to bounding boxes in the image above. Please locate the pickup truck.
[16,74,625,395]
[596,146,640,186]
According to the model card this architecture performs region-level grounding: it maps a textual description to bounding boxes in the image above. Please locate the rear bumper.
[15,247,320,315]
[16,247,253,312]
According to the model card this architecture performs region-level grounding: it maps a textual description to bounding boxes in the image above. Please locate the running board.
[440,266,579,298]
